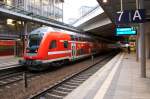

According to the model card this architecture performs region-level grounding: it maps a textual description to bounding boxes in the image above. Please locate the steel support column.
[120,0,123,11]
[23,21,28,56]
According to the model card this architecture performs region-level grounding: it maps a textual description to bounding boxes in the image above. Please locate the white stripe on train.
[42,54,91,63]
[48,50,72,55]
[42,56,70,63]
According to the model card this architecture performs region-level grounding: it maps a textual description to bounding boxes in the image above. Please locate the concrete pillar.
[145,31,150,59]
[144,22,150,59]
[136,27,139,61]
[140,23,146,78]
[148,32,150,59]
[149,35,150,59]
[139,0,146,78]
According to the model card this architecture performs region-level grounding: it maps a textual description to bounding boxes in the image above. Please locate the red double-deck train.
[19,27,112,70]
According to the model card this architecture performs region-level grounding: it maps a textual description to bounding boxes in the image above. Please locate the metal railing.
[0,2,81,33]
[0,2,62,20]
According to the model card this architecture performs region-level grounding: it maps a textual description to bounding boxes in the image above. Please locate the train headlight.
[35,49,38,53]
[32,61,36,65]
[26,49,30,53]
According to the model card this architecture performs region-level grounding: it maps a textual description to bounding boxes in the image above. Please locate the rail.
[28,52,117,99]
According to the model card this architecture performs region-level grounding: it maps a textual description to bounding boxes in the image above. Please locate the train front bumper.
[19,59,42,66]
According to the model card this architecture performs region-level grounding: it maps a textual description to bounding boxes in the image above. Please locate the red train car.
[19,27,109,70]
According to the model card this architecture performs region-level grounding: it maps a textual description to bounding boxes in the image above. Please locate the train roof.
[30,27,53,34]
[29,27,113,43]
[30,26,91,39]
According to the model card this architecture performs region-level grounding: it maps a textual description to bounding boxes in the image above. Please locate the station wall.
[0,19,42,56]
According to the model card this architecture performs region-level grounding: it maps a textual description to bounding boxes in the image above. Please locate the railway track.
[29,53,116,99]
[0,66,25,87]
[0,63,61,88]
[0,71,36,88]
[0,66,23,78]
[0,66,41,88]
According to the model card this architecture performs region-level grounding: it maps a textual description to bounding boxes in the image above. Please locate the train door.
[71,42,76,61]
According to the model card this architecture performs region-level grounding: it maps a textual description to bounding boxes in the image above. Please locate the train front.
[19,28,45,69]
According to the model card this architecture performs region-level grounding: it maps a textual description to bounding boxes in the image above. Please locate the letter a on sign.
[133,10,142,21]
[131,9,145,23]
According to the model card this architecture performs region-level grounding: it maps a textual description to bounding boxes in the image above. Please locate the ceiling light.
[7,19,15,25]
[103,0,108,3]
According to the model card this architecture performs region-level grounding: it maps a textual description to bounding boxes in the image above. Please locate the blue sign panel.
[116,27,137,36]
[130,9,145,23]
[116,9,145,24]
[116,10,130,24]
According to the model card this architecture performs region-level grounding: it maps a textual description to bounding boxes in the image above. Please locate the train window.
[81,37,84,41]
[74,36,79,41]
[84,37,87,41]
[79,37,81,41]
[49,40,57,49]
[71,35,75,41]
[64,41,68,48]
[29,34,42,47]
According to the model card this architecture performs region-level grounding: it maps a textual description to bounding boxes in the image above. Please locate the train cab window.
[64,41,68,48]
[49,40,57,49]
[29,34,42,48]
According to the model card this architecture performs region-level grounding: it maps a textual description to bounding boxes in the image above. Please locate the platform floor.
[0,56,22,70]
[65,53,150,99]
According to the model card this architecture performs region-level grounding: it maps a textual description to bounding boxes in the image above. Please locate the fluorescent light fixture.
[6,0,12,5]
[18,21,21,24]
[7,19,15,25]
[103,0,108,3]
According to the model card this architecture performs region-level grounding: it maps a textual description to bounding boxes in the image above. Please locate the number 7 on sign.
[117,11,124,22]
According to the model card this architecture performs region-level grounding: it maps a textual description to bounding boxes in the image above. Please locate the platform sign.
[116,10,130,23]
[116,9,145,24]
[116,27,137,36]
[130,9,145,23]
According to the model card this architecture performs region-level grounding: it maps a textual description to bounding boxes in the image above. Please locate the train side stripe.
[48,50,72,55]
[42,56,70,63]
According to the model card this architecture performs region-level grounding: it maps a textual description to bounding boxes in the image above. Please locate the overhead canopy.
[82,0,150,40]
[97,0,150,22]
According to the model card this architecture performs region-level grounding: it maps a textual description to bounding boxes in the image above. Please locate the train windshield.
[28,34,43,48]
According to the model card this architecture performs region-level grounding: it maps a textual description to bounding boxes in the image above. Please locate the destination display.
[116,27,137,35]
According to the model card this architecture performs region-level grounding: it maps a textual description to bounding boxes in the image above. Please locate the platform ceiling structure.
[1,0,149,40]
[77,0,150,39]
[97,0,150,21]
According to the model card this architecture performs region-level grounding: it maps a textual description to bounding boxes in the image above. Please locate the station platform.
[64,53,150,99]
[0,56,22,70]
